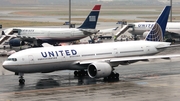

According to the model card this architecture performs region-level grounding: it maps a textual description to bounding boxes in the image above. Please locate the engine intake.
[87,62,112,78]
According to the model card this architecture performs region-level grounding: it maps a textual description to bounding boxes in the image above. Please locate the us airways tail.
[145,6,171,42]
[78,5,101,29]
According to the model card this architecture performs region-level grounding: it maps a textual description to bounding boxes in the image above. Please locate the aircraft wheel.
[103,77,108,82]
[19,79,25,85]
[74,70,87,77]
[103,72,120,82]
[115,73,119,81]
[74,71,78,77]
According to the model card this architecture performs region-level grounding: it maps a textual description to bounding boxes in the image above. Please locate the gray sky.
[0,0,179,6]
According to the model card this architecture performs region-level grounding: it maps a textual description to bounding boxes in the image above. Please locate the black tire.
[74,71,77,77]
[19,79,25,84]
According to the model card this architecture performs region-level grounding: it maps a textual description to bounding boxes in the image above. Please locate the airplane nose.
[2,61,8,69]
[2,61,14,71]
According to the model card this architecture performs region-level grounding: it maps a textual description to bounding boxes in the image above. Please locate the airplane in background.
[98,27,119,34]
[2,5,101,47]
[128,22,180,41]
[4,6,180,85]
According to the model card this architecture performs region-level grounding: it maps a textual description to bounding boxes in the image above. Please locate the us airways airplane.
[3,5,101,47]
[3,6,179,85]
[128,21,180,39]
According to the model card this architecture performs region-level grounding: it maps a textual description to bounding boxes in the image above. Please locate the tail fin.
[145,6,171,42]
[78,5,101,29]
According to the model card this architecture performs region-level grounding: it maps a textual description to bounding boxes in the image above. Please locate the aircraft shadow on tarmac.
[35,78,60,89]
[11,73,119,92]
[32,76,99,89]
[35,77,99,89]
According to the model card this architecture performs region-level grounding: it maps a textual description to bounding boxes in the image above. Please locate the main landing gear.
[74,70,88,77]
[19,73,25,85]
[74,70,119,82]
[103,72,119,82]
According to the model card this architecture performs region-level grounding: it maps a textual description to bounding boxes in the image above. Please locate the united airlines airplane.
[3,5,101,47]
[128,21,180,39]
[3,6,179,85]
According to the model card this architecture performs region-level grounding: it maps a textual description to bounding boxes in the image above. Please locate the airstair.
[114,24,134,41]
[0,28,14,48]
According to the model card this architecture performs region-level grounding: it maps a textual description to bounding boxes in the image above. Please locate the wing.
[42,43,54,47]
[16,35,37,40]
[79,29,99,35]
[74,54,180,66]
[5,35,37,41]
[165,30,180,38]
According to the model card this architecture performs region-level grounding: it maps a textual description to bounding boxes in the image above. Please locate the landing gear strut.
[103,72,119,82]
[19,73,25,85]
[74,70,88,77]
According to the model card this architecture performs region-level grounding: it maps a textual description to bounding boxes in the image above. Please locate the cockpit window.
[7,58,17,61]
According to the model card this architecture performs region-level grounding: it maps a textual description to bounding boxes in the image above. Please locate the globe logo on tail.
[145,23,163,42]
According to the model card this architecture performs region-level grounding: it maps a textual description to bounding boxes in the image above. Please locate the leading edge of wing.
[75,54,180,65]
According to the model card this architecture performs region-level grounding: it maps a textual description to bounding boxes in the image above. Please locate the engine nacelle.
[9,38,25,47]
[87,62,112,78]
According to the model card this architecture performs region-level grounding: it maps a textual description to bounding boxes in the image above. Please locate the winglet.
[78,5,101,29]
[145,6,171,42]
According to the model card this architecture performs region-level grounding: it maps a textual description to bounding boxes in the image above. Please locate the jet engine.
[87,62,112,78]
[9,38,25,47]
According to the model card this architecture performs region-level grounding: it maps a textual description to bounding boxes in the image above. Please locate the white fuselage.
[5,27,94,42]
[19,28,86,41]
[3,41,170,73]
[129,22,180,37]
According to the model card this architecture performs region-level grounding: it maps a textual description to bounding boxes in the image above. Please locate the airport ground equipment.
[0,28,15,48]
[114,24,134,41]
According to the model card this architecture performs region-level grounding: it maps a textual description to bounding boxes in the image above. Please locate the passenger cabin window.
[7,58,17,61]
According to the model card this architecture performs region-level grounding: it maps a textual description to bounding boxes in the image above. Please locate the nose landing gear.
[19,73,25,85]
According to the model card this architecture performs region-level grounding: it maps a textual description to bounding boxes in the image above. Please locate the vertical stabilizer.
[78,5,101,29]
[145,6,171,42]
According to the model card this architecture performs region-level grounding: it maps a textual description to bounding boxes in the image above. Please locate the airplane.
[128,21,180,41]
[98,27,119,34]
[3,6,180,85]
[2,5,101,47]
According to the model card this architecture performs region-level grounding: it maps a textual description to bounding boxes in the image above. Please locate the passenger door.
[28,55,34,64]
[113,48,119,57]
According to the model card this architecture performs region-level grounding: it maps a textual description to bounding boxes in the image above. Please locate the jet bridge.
[114,24,134,41]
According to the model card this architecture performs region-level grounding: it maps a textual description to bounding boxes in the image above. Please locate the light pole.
[69,0,71,28]
[170,0,172,22]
